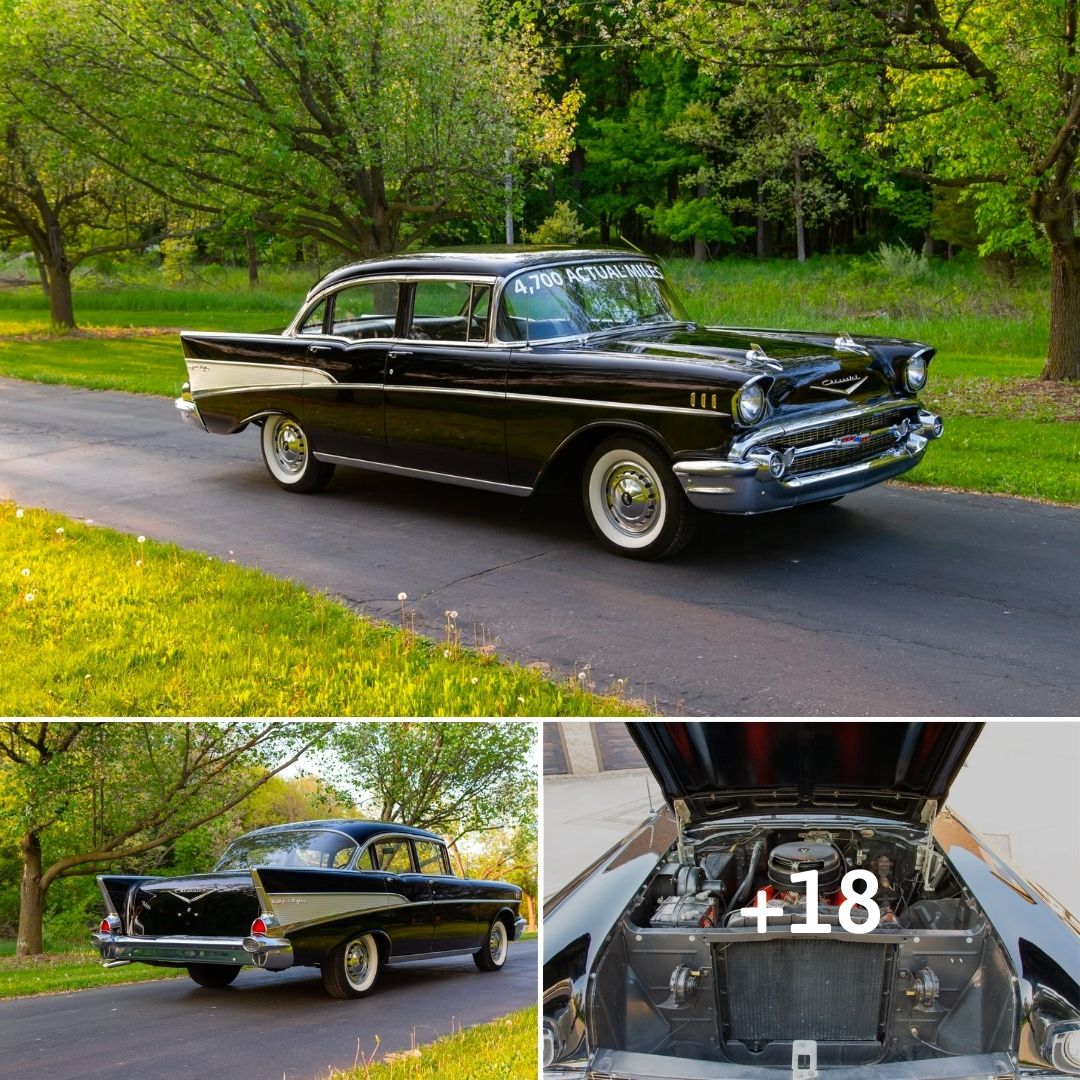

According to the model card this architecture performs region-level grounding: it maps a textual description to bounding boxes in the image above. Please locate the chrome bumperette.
[92,931,293,971]
[513,916,528,940]
[175,386,208,432]
[673,400,943,513]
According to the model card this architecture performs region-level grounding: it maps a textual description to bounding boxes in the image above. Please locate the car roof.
[307,245,657,298]
[236,819,443,844]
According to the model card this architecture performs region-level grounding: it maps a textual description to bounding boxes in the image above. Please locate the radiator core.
[719,939,889,1043]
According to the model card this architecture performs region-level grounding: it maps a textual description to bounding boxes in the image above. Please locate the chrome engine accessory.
[906,967,941,1011]
[768,841,843,894]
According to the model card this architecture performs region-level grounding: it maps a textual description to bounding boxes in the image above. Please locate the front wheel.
[583,436,697,559]
[322,933,381,999]
[260,414,335,493]
[187,963,241,988]
[473,918,509,972]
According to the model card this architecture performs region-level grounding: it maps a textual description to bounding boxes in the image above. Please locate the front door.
[369,836,433,956]
[384,280,509,484]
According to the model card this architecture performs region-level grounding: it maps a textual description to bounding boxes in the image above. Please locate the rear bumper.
[674,405,943,514]
[92,931,293,971]
[175,385,208,432]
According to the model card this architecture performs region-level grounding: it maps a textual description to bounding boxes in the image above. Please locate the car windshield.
[497,260,689,342]
[214,829,358,871]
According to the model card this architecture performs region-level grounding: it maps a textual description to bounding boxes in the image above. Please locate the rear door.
[300,278,401,461]
[384,279,510,484]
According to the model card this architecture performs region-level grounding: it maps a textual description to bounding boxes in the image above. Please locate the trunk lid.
[126,872,258,937]
[627,721,982,824]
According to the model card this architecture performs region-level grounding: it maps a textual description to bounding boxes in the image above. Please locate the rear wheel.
[260,414,335,493]
[583,436,697,559]
[473,918,509,972]
[186,963,241,988]
[321,933,380,999]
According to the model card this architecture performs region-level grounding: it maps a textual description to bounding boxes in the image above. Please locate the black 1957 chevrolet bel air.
[92,819,525,998]
[176,247,943,559]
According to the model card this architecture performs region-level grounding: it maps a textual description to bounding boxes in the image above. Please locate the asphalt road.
[2,377,1077,715]
[0,941,536,1080]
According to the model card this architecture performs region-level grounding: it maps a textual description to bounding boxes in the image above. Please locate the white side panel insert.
[185,358,337,395]
[265,890,409,929]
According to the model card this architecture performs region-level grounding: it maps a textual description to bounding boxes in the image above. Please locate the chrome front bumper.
[93,931,293,971]
[674,403,943,514]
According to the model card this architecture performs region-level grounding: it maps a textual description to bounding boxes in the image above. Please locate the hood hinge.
[916,799,943,890]
[674,799,693,865]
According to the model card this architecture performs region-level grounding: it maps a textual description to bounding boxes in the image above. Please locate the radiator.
[720,939,889,1043]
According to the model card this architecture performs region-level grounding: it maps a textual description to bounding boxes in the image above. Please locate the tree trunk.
[523,891,535,931]
[756,174,767,258]
[1042,244,1080,380]
[46,263,75,329]
[693,182,708,262]
[16,831,45,956]
[33,249,49,297]
[245,229,258,288]
[793,151,806,263]
[922,231,934,258]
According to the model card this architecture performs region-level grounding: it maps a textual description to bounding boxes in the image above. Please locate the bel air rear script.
[176,248,943,559]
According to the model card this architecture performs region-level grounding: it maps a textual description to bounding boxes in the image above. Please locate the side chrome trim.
[313,454,533,497]
[384,385,505,399]
[505,391,728,418]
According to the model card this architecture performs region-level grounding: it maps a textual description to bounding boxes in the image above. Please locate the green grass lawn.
[0,255,1075,506]
[2,503,641,716]
[332,1006,536,1080]
[0,946,182,998]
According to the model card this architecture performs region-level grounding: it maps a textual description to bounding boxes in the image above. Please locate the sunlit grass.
[330,1006,536,1080]
[2,504,642,716]
[0,946,182,998]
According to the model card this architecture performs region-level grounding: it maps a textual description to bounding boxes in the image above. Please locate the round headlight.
[905,352,928,392]
[736,382,766,425]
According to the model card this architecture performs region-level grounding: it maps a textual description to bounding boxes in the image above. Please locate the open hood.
[627,722,983,824]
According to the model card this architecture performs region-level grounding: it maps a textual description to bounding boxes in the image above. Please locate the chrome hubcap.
[489,922,507,964]
[272,420,307,474]
[345,939,370,987]
[603,461,660,535]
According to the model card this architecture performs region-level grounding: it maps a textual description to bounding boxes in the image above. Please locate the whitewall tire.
[322,933,380,999]
[473,918,509,971]
[260,414,335,493]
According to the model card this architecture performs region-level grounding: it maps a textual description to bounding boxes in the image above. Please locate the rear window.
[214,829,357,871]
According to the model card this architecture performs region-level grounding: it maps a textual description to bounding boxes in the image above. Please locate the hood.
[573,325,931,406]
[627,722,982,824]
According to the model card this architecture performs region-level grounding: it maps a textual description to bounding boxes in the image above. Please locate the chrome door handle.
[387,349,413,359]
[307,344,332,354]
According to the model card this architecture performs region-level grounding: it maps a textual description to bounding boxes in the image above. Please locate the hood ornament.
[745,342,783,371]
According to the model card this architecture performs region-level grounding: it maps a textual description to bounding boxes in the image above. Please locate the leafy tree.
[646,0,1080,379]
[16,0,579,259]
[0,722,330,955]
[462,823,537,929]
[526,200,594,245]
[329,722,535,843]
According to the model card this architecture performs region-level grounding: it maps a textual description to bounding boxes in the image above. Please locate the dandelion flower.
[517,696,525,704]
[397,592,407,601]
[443,649,451,658]
[471,677,478,685]
[135,559,143,567]
[84,673,92,681]
[15,508,23,519]
[449,610,458,619]
[577,670,587,681]
[55,527,64,536]
[24,592,34,603]
[617,678,625,686]
[21,568,30,577]
[137,535,146,544]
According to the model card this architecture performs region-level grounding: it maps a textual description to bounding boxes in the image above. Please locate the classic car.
[175,247,943,559]
[542,722,1080,1080]
[91,818,525,998]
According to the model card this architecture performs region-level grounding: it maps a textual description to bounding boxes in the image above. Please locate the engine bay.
[588,821,1015,1071]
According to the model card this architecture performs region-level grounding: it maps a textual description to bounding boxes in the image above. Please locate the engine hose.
[724,839,765,919]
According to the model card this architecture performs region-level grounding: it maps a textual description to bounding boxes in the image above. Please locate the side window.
[331,282,399,340]
[297,299,326,336]
[414,841,448,876]
[355,846,376,871]
[468,285,491,343]
[408,280,472,342]
[371,839,414,873]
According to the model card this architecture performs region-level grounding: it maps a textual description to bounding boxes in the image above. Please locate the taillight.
[100,919,112,933]
[250,917,268,935]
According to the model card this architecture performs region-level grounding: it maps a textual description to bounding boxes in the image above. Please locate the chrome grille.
[789,430,899,476]
[784,408,913,450]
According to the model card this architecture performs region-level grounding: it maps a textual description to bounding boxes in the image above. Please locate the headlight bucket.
[904,351,929,392]
[1044,1019,1080,1074]
[734,380,768,425]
